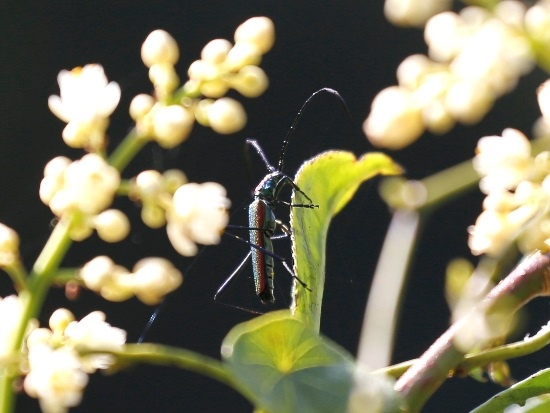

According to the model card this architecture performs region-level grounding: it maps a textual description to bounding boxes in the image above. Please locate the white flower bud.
[188,59,218,81]
[129,94,155,121]
[141,205,166,228]
[200,79,229,98]
[79,256,116,291]
[225,42,262,71]
[444,81,493,124]
[231,65,269,97]
[141,29,179,68]
[135,169,163,191]
[49,309,75,334]
[396,54,433,89]
[94,209,130,243]
[385,0,452,27]
[0,223,20,267]
[207,97,247,134]
[162,169,187,193]
[201,39,233,64]
[149,63,179,95]
[152,105,194,148]
[234,17,275,54]
[194,99,213,127]
[363,86,424,149]
[131,258,183,305]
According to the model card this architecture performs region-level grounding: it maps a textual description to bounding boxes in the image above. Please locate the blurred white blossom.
[130,169,187,228]
[167,182,231,256]
[365,3,536,149]
[24,310,126,413]
[473,128,534,194]
[39,154,121,241]
[131,258,184,304]
[24,345,89,413]
[48,64,120,150]
[469,118,550,256]
[79,256,182,304]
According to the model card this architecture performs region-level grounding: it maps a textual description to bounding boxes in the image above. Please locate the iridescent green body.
[249,172,292,304]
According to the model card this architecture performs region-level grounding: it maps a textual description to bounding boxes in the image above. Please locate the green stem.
[108,127,150,172]
[112,344,233,388]
[0,217,74,413]
[108,343,269,404]
[375,323,550,379]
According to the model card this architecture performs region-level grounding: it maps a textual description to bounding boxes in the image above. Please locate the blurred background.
[0,1,548,412]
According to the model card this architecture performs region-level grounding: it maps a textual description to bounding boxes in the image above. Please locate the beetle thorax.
[254,172,288,205]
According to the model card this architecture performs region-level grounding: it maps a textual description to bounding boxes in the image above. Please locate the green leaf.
[290,151,402,330]
[221,310,355,413]
[470,368,550,413]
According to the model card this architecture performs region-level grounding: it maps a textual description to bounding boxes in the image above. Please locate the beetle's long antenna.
[277,88,350,172]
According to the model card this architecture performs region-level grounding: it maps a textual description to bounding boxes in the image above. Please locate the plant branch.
[394,251,550,412]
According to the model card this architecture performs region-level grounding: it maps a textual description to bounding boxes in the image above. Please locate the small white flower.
[24,345,88,413]
[48,65,120,149]
[64,311,126,371]
[44,154,120,218]
[167,182,231,256]
[473,129,534,194]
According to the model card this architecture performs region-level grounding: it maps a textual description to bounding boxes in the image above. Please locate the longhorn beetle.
[215,88,347,308]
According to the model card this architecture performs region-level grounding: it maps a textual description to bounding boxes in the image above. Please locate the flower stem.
[375,323,550,379]
[110,344,236,391]
[0,216,74,413]
[108,127,150,172]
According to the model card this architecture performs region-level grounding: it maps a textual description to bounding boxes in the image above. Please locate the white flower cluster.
[39,154,129,242]
[365,2,541,149]
[131,16,274,149]
[469,81,550,256]
[79,256,183,304]
[23,309,126,413]
[130,171,231,256]
[48,64,121,151]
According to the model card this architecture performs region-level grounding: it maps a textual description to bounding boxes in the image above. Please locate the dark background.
[0,1,548,412]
